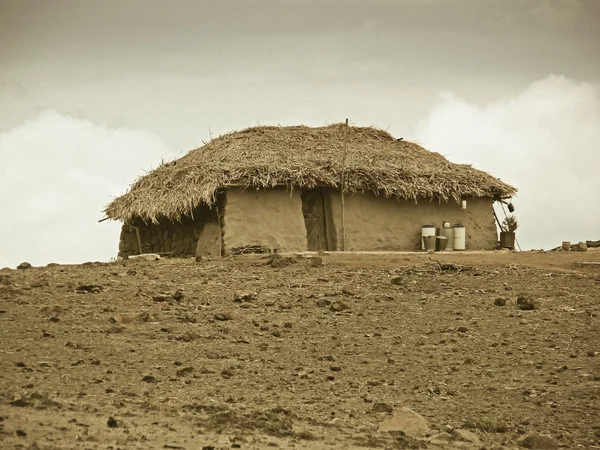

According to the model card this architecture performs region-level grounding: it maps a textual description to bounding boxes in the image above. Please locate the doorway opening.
[301,188,335,251]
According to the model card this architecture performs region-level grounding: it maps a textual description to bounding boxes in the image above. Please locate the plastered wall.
[328,192,498,251]
[222,188,307,254]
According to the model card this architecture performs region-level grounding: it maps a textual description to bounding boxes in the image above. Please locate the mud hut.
[104,123,516,257]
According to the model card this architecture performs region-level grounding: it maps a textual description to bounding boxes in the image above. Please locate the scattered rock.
[172,289,184,301]
[517,295,536,311]
[457,326,469,333]
[574,242,588,252]
[17,262,32,270]
[142,375,157,383]
[267,254,297,268]
[221,369,234,378]
[16,429,27,437]
[452,429,481,446]
[75,284,104,294]
[195,255,203,262]
[176,330,200,342]
[107,416,119,428]
[307,257,323,267]
[330,301,350,312]
[372,402,394,413]
[391,276,404,285]
[377,407,430,438]
[214,312,233,321]
[175,367,194,377]
[315,299,331,308]
[341,285,356,296]
[128,253,161,261]
[234,292,257,303]
[518,434,558,449]
[494,297,507,306]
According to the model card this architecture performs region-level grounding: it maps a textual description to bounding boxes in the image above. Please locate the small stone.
[330,301,350,312]
[172,289,184,301]
[107,416,119,428]
[315,299,331,308]
[372,403,394,413]
[457,326,469,333]
[75,284,104,294]
[494,298,507,306]
[176,331,199,342]
[142,375,156,383]
[391,276,404,285]
[518,434,558,449]
[341,285,356,296]
[195,255,203,262]
[49,316,60,322]
[233,292,256,303]
[17,262,32,270]
[307,257,323,267]
[517,295,536,311]
[16,429,27,437]
[175,367,193,377]
[214,312,233,321]
[221,369,234,379]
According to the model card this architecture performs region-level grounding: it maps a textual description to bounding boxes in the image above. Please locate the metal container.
[453,225,466,251]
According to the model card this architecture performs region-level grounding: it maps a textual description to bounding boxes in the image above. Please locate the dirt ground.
[1,250,599,449]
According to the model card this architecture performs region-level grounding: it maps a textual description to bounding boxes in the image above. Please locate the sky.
[1,0,599,267]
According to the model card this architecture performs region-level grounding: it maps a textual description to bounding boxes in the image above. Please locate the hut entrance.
[301,188,332,251]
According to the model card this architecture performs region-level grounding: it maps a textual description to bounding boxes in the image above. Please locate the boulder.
[518,434,558,449]
[452,429,481,446]
[377,407,430,438]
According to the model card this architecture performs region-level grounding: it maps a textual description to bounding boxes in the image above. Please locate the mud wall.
[118,207,221,258]
[223,188,307,254]
[328,192,498,251]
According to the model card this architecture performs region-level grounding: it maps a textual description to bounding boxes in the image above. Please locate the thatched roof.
[105,123,516,223]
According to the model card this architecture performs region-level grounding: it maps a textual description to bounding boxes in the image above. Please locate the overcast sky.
[1,0,599,267]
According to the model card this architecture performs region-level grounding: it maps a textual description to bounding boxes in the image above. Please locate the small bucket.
[423,235,436,252]
[436,236,448,251]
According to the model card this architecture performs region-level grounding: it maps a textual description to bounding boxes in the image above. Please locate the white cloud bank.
[415,75,600,250]
[0,111,175,268]
[1,76,597,267]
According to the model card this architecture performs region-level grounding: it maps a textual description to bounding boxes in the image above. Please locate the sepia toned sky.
[1,0,599,266]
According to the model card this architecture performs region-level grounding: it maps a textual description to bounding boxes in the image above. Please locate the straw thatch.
[105,123,516,223]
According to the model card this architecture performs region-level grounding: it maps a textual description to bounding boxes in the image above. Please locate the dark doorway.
[301,188,331,251]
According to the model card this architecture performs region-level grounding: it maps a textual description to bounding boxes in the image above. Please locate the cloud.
[415,75,600,250]
[0,111,175,268]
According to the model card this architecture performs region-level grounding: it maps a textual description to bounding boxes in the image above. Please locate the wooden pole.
[341,118,349,251]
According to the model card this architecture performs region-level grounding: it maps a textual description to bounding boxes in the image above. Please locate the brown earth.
[1,250,599,449]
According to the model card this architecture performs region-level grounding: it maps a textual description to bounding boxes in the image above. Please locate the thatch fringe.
[104,123,516,223]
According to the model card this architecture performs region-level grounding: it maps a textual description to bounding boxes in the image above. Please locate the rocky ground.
[0,250,599,449]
